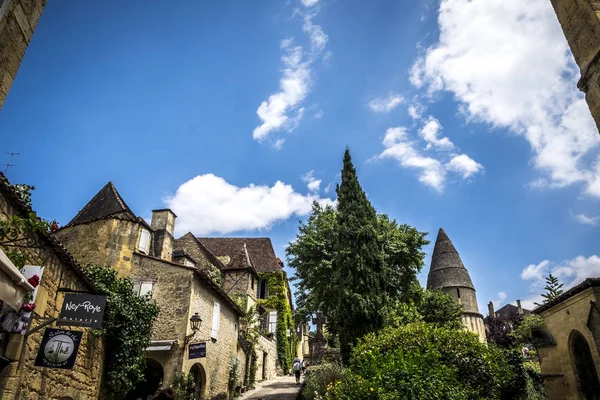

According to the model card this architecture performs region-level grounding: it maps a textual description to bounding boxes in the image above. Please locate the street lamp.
[190,312,202,332]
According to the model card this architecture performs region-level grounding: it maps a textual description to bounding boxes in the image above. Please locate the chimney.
[517,299,523,315]
[488,301,495,318]
[151,209,176,261]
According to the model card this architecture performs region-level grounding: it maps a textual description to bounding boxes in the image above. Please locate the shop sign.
[34,328,82,369]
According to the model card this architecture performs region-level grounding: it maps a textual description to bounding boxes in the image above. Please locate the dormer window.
[138,229,151,254]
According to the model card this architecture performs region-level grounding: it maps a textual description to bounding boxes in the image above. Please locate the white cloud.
[302,170,322,192]
[300,0,319,7]
[520,255,600,308]
[574,212,600,226]
[253,7,328,144]
[164,174,334,235]
[368,93,404,113]
[412,0,600,197]
[419,117,454,150]
[408,102,425,120]
[379,127,446,192]
[447,154,484,178]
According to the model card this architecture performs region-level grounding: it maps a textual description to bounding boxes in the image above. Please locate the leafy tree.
[86,265,160,400]
[171,373,196,400]
[534,273,564,306]
[509,315,544,346]
[387,288,463,330]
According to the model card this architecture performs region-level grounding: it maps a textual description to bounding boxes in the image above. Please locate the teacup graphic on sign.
[44,334,75,363]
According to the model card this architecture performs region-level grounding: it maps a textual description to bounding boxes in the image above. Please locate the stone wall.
[537,286,600,400]
[0,191,103,400]
[550,0,600,134]
[0,0,46,110]
[56,218,144,276]
[181,272,241,399]
[173,233,223,285]
[255,335,278,381]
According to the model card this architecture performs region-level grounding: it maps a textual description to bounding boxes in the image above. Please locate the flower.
[27,275,40,288]
[22,303,35,312]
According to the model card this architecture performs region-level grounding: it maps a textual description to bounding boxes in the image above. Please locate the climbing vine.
[257,271,295,373]
[86,265,160,400]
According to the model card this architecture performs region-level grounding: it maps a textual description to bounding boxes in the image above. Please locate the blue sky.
[2,0,600,311]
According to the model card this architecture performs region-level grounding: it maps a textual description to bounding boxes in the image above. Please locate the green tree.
[509,315,544,345]
[387,288,463,330]
[534,274,564,306]
[86,265,160,400]
[334,149,388,363]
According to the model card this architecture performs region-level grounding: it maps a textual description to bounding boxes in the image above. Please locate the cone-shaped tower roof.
[426,228,475,290]
[66,182,135,227]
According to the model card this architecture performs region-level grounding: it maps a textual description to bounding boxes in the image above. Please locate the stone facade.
[0,0,46,110]
[57,183,245,399]
[549,0,600,135]
[534,279,600,400]
[0,175,103,400]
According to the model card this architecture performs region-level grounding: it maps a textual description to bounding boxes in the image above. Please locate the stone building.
[549,0,600,134]
[533,277,600,400]
[426,228,486,340]
[56,182,245,399]
[0,173,104,399]
[0,0,46,110]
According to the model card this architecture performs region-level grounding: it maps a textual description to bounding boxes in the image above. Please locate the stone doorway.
[126,358,164,400]
[190,363,207,399]
[571,330,600,400]
[262,351,267,380]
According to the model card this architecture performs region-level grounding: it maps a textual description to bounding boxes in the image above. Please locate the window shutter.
[140,282,153,297]
[211,302,220,339]
[133,282,141,295]
[268,311,277,333]
[138,229,151,254]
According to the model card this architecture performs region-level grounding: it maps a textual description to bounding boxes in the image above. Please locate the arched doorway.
[571,330,600,400]
[190,363,206,400]
[126,358,164,400]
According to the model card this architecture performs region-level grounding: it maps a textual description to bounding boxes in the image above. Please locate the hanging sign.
[57,293,107,329]
[34,328,82,369]
[189,342,206,359]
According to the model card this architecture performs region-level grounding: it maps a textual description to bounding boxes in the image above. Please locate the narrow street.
[238,375,303,400]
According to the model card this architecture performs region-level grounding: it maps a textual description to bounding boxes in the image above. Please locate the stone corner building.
[533,277,600,400]
[0,173,104,400]
[549,0,600,134]
[0,0,46,110]
[426,228,486,340]
[56,182,289,399]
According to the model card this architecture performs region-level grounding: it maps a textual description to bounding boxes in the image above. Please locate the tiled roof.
[0,173,98,291]
[427,228,475,290]
[495,303,531,319]
[198,237,282,273]
[533,277,600,314]
[65,182,136,227]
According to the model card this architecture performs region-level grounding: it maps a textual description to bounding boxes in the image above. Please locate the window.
[211,302,220,340]
[138,229,151,254]
[258,279,268,299]
[268,311,277,333]
[133,281,154,297]
[251,276,255,290]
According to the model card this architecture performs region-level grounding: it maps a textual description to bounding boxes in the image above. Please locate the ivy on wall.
[257,271,295,373]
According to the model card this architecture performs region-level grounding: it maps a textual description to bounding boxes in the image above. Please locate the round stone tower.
[426,228,486,341]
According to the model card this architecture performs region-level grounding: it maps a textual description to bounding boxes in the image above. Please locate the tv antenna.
[2,152,20,173]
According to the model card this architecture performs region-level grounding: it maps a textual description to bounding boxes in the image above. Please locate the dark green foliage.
[387,288,463,330]
[345,323,513,399]
[228,358,239,399]
[509,315,544,345]
[300,363,366,400]
[171,373,196,400]
[534,274,564,306]
[86,265,160,400]
[13,183,35,207]
[288,149,428,363]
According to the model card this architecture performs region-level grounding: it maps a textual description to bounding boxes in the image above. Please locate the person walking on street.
[293,359,302,384]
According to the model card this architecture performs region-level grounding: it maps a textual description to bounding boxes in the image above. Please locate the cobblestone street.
[238,375,303,400]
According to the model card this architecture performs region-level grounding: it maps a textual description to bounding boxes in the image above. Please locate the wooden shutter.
[211,302,220,339]
[268,311,277,333]
[138,229,150,254]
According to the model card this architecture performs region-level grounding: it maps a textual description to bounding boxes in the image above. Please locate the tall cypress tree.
[334,148,385,363]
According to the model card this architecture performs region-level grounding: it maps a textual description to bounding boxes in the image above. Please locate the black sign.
[189,342,206,359]
[57,293,107,329]
[34,328,82,369]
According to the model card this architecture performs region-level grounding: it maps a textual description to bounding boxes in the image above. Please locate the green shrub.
[343,322,514,399]
[300,363,347,400]
[171,372,196,400]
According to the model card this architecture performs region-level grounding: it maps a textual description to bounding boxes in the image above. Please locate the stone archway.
[126,358,164,400]
[190,363,207,400]
[570,330,600,400]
